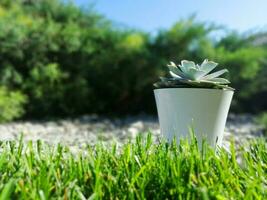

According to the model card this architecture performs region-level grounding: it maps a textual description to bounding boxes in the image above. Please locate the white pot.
[154,88,234,147]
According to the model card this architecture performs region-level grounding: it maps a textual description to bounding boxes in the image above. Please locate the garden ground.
[0,114,264,153]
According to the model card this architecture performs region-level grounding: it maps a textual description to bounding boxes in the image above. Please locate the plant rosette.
[154,59,234,148]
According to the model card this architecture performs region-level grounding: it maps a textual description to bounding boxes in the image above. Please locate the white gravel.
[0,114,265,152]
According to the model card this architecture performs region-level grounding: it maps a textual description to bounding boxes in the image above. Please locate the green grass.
[0,134,266,200]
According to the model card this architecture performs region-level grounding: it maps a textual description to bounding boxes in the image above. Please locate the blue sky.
[75,0,267,33]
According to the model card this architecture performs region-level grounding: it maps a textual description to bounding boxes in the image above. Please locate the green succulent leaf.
[187,67,207,80]
[202,69,228,80]
[200,59,218,74]
[181,60,195,69]
[167,62,188,78]
[180,60,195,74]
[204,78,230,84]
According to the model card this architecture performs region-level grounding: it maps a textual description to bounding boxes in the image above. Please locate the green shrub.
[0,0,266,119]
[212,40,267,112]
[0,87,26,122]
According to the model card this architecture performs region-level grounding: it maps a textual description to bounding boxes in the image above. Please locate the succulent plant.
[154,59,234,90]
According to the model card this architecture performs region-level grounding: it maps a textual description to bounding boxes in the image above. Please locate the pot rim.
[154,88,234,92]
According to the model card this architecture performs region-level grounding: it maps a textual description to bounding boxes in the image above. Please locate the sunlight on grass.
[0,134,266,199]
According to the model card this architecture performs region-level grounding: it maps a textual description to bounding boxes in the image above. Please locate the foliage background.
[0,0,267,121]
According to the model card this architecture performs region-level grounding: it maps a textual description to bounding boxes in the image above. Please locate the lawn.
[0,135,266,200]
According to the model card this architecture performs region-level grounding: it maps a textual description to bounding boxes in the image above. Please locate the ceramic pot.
[154,88,234,147]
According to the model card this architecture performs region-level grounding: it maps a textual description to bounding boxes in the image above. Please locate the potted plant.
[154,59,234,147]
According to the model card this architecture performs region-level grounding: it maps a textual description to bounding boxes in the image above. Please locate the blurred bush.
[0,0,266,120]
[0,87,26,122]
